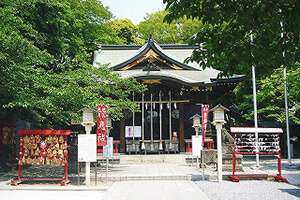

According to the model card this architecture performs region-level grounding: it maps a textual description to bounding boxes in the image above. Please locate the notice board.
[78,134,97,162]
[192,135,203,157]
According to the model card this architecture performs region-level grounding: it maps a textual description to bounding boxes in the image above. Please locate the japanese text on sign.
[97,105,108,146]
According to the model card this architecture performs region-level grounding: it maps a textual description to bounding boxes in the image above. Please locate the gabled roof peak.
[110,37,199,71]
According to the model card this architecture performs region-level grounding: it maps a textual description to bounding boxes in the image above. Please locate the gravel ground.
[196,180,300,200]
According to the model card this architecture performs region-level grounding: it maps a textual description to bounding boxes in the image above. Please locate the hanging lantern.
[153,103,156,109]
[174,103,177,110]
[167,103,170,109]
[160,104,163,110]
[145,103,148,110]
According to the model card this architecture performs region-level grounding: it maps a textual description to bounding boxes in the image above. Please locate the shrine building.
[93,37,244,154]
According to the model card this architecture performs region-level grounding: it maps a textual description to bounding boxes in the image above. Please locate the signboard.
[103,137,113,158]
[125,126,141,138]
[78,134,97,162]
[201,104,209,144]
[192,135,202,157]
[97,105,108,146]
[231,127,283,153]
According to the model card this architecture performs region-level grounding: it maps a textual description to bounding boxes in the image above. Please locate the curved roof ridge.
[110,38,200,71]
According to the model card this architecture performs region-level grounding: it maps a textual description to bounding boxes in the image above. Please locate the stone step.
[223,164,243,171]
[225,174,271,181]
[119,154,187,164]
[223,159,242,165]
[90,175,201,182]
[223,154,243,159]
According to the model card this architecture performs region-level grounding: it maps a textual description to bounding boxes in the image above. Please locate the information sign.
[125,126,141,138]
[192,135,202,157]
[103,137,113,158]
[78,134,97,162]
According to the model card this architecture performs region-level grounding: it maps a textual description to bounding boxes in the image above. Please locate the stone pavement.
[197,180,300,200]
[1,158,300,200]
[105,180,209,200]
[0,190,105,200]
[92,163,204,181]
[2,180,299,200]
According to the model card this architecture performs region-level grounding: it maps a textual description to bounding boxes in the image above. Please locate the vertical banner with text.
[201,104,209,146]
[97,105,108,146]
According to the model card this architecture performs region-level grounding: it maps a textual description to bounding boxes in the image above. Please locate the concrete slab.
[286,174,300,185]
[0,179,110,191]
[105,181,210,200]
[0,190,105,200]
[197,180,300,200]
[89,163,205,181]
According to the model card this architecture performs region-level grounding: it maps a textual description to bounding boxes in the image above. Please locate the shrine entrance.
[109,84,206,154]
[94,37,244,154]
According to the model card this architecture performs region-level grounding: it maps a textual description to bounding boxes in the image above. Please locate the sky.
[101,0,165,24]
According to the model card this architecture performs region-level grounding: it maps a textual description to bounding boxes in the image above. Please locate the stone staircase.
[85,160,204,183]
[119,154,187,165]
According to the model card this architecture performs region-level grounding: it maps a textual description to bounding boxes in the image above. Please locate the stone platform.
[89,163,205,182]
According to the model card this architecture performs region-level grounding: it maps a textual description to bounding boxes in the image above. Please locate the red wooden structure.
[229,127,286,182]
[11,130,71,186]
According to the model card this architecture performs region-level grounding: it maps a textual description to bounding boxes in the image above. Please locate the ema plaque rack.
[11,130,71,186]
[229,127,286,182]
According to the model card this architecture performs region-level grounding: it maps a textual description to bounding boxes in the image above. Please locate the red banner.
[97,105,108,146]
[201,104,209,145]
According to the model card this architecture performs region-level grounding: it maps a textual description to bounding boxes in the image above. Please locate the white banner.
[125,126,141,138]
[78,134,97,162]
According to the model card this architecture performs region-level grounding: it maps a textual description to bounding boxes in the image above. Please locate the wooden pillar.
[179,103,185,152]
[120,119,125,153]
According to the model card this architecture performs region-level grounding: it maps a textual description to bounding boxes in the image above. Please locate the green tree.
[110,19,144,45]
[163,0,300,125]
[138,10,202,44]
[236,65,300,125]
[164,0,300,77]
[0,0,145,128]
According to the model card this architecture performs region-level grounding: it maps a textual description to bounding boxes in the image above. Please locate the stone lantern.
[191,114,201,136]
[82,108,95,134]
[81,107,95,186]
[210,104,229,182]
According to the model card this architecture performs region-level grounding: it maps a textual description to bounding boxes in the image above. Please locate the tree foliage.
[235,65,300,125]
[110,19,144,45]
[164,0,300,125]
[164,0,300,77]
[139,10,202,44]
[0,0,145,128]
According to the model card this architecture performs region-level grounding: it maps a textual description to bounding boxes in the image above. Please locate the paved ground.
[0,190,105,200]
[105,180,209,200]
[1,158,300,200]
[98,163,203,178]
[197,180,300,200]
[1,180,299,200]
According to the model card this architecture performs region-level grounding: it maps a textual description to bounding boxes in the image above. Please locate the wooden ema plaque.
[11,130,71,186]
[229,127,286,182]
